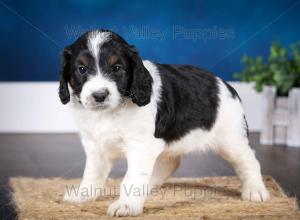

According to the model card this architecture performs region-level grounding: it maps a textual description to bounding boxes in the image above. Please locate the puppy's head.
[59,30,153,110]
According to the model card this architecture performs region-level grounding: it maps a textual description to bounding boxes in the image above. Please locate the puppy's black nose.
[92,90,109,103]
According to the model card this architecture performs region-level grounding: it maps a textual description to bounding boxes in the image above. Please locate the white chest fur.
[71,100,159,154]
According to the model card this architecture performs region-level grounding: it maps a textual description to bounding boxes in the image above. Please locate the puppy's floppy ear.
[59,47,72,104]
[127,46,153,106]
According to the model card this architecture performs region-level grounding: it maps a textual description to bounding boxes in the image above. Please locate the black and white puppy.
[59,30,270,217]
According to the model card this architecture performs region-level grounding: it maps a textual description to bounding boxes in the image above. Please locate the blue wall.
[1,0,300,81]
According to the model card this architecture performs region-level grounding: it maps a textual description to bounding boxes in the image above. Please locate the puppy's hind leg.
[150,153,181,187]
[217,136,270,202]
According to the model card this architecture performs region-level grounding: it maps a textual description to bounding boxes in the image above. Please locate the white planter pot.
[260,86,300,147]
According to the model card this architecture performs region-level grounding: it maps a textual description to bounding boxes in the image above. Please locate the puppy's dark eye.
[78,66,87,74]
[112,65,121,72]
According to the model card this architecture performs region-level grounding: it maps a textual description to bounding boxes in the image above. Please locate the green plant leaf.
[236,40,300,94]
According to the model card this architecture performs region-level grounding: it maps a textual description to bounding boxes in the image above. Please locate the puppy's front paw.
[63,185,99,203]
[242,184,270,202]
[107,199,143,217]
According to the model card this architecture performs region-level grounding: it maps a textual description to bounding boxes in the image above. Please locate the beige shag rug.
[10,176,299,220]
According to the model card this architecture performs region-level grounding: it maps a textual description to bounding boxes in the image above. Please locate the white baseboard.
[0,82,262,133]
[0,82,77,133]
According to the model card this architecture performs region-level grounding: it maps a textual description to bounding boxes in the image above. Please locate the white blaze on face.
[80,31,121,110]
[87,31,111,75]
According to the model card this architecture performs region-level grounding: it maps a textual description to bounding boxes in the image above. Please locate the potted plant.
[235,41,300,147]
